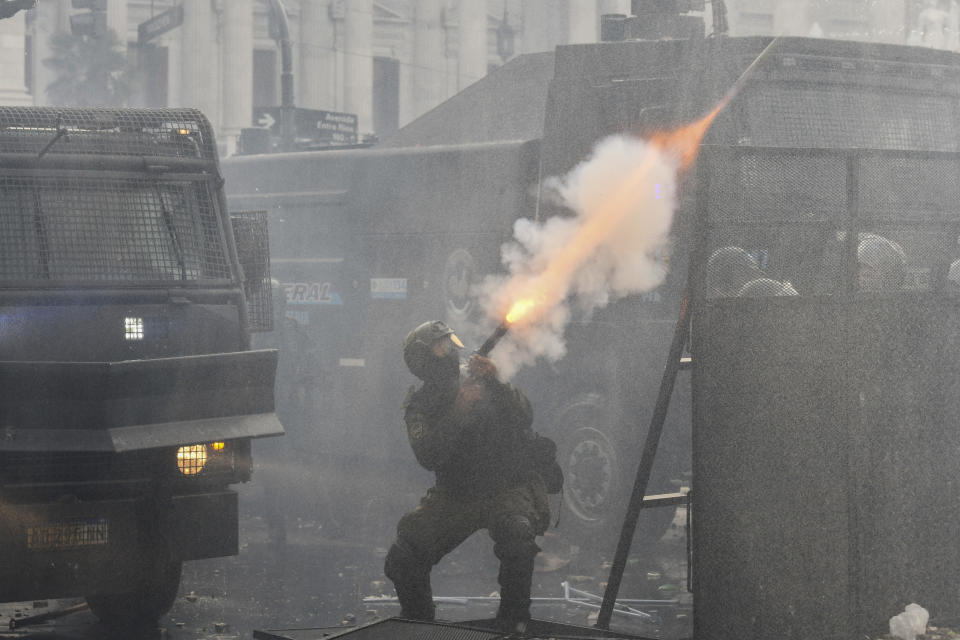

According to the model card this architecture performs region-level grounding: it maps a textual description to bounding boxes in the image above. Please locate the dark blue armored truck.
[0,107,281,626]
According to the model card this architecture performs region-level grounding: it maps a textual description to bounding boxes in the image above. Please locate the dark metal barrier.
[692,146,960,639]
[0,350,281,452]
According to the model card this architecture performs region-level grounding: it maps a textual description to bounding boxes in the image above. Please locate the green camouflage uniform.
[384,370,550,623]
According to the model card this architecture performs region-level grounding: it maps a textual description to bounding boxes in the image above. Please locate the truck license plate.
[26,518,109,550]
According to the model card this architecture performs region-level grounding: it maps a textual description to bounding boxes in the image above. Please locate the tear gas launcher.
[474,321,510,357]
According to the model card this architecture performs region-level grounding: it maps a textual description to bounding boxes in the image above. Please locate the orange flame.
[494,40,778,339]
[499,100,729,327]
[649,36,779,167]
[506,298,538,324]
[648,97,729,169]
[497,104,721,329]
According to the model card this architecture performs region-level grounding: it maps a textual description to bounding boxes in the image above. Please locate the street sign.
[309,109,358,145]
[252,107,358,145]
[257,112,276,130]
[137,5,183,45]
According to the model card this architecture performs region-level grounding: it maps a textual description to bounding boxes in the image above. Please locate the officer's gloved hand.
[455,380,483,413]
[467,354,498,381]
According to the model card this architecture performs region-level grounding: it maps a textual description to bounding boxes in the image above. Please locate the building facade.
[5,0,957,155]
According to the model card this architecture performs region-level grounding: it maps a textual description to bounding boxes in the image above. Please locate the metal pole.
[268,0,295,151]
[595,289,691,630]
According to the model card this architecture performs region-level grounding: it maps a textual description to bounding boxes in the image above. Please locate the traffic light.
[70,0,107,37]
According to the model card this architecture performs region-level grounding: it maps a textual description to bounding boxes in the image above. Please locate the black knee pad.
[492,515,540,561]
[384,540,428,582]
[494,514,535,541]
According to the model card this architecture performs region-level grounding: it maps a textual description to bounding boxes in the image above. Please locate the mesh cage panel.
[859,157,960,291]
[0,106,216,161]
[743,85,960,152]
[708,152,846,222]
[231,211,273,332]
[859,156,960,219]
[706,152,847,296]
[0,175,230,282]
[703,148,960,298]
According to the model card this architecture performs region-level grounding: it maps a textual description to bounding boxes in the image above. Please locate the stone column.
[521,0,552,53]
[870,0,907,44]
[458,0,486,91]
[32,0,69,105]
[0,9,32,106]
[599,0,630,13]
[106,0,128,44]
[180,0,218,123]
[568,1,598,43]
[221,0,253,156]
[410,0,444,121]
[166,31,181,108]
[344,0,372,134]
[773,0,810,36]
[299,0,336,110]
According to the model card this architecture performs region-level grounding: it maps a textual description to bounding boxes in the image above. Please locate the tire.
[557,396,676,551]
[86,559,182,628]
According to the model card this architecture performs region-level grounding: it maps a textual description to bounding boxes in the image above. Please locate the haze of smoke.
[480,134,679,379]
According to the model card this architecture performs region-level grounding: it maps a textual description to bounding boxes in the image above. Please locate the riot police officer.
[384,320,550,632]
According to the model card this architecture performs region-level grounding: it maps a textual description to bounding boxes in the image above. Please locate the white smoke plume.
[479,134,681,379]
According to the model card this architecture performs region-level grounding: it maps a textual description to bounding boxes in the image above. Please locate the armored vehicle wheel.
[558,397,676,550]
[86,559,182,628]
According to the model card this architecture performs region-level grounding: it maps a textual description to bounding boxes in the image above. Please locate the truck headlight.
[176,444,207,475]
[175,441,251,480]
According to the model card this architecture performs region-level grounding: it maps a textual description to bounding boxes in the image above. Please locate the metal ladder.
[595,292,694,631]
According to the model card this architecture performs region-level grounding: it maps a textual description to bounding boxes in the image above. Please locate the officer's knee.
[492,515,540,560]
[384,540,429,581]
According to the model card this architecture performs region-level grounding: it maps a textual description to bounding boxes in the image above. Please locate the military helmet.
[738,277,799,297]
[949,258,960,288]
[706,246,763,297]
[857,233,906,291]
[402,320,464,380]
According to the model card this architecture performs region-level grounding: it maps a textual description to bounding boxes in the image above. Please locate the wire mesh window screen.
[0,176,230,282]
[743,85,960,152]
[857,157,960,292]
[0,106,215,160]
[708,152,846,223]
[704,149,960,298]
[859,157,960,221]
[599,78,680,132]
[230,211,273,332]
[706,152,846,297]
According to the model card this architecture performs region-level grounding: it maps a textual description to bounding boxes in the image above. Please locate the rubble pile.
[881,628,960,640]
